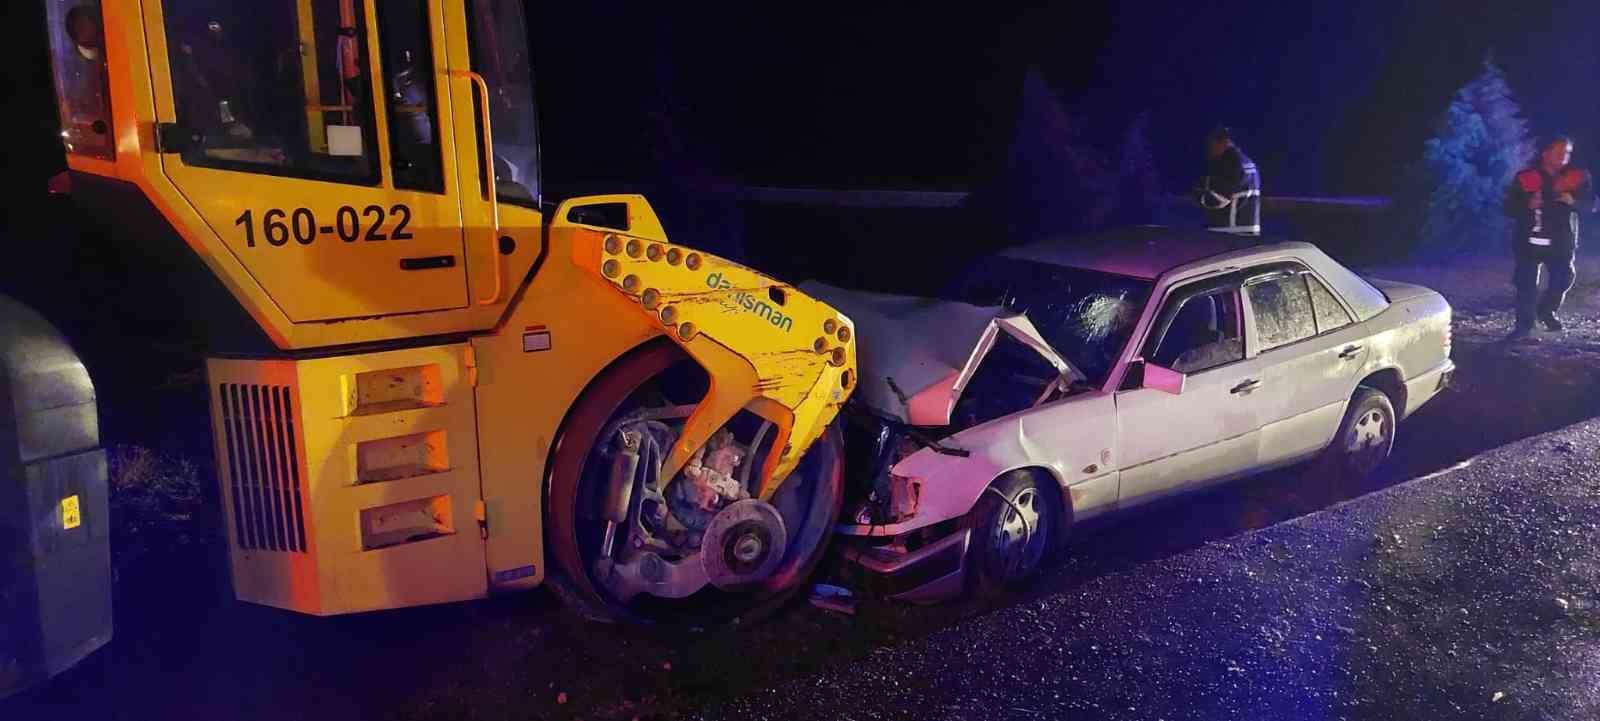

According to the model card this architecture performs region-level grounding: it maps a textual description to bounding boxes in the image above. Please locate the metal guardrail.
[742,186,1391,212]
[740,186,971,209]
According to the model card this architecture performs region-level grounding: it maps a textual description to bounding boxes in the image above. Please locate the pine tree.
[1417,58,1533,253]
[992,67,1113,240]
[1461,58,1534,194]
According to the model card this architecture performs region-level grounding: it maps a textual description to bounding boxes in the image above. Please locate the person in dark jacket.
[1197,126,1261,235]
[1505,135,1596,339]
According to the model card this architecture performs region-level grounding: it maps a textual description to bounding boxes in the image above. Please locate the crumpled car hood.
[801,281,1081,426]
[800,281,996,424]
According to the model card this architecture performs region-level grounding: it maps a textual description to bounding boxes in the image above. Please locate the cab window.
[374,0,443,192]
[466,0,540,206]
[1247,275,1318,351]
[163,0,378,183]
[48,1,114,160]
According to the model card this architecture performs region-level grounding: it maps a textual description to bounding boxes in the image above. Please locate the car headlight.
[886,472,922,520]
[851,472,923,526]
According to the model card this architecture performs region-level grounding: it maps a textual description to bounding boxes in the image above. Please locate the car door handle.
[1338,345,1364,360]
[1230,379,1261,394]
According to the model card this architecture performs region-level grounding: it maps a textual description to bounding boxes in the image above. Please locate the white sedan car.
[805,228,1454,602]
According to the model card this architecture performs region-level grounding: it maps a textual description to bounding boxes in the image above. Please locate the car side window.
[1307,274,1354,333]
[1149,288,1245,374]
[1247,275,1317,351]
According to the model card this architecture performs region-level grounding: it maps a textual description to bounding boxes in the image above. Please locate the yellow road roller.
[41,0,856,624]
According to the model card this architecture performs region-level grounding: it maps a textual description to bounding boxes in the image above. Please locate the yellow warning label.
[61,495,82,530]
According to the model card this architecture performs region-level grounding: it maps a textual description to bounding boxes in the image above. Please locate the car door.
[1245,269,1369,466]
[1114,279,1269,507]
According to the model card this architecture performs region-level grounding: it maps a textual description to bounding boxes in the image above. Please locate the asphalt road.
[701,415,1600,721]
[10,265,1600,720]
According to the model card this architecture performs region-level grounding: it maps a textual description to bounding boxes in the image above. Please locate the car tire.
[968,470,1061,597]
[1322,387,1396,482]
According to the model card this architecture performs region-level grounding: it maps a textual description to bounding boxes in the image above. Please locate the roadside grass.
[106,444,213,574]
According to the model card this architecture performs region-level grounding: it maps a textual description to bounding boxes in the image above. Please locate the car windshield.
[938,257,1153,386]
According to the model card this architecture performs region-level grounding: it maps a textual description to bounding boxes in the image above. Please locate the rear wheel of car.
[968,470,1062,596]
[1324,387,1396,482]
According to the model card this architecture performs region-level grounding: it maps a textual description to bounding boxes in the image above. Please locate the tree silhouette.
[1416,58,1533,253]
[636,28,746,261]
[1116,110,1163,226]
[990,67,1121,240]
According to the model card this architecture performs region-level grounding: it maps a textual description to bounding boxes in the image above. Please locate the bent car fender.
[843,393,1118,537]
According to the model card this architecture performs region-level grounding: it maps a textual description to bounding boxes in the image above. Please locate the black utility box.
[0,294,110,699]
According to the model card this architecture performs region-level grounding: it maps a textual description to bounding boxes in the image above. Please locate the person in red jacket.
[1505,136,1595,339]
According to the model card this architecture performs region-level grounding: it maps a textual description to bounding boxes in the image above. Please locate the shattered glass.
[1248,275,1318,351]
[1307,274,1355,333]
[940,258,1154,385]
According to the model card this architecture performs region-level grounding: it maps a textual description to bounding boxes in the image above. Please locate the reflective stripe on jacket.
[1202,145,1261,235]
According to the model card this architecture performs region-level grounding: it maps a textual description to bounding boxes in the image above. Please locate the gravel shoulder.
[1363,252,1600,360]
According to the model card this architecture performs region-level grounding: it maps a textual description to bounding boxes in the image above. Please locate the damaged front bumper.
[835,522,970,604]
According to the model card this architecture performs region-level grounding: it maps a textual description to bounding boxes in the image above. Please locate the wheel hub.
[732,532,765,564]
[988,487,1045,581]
[701,499,788,590]
[1349,409,1388,451]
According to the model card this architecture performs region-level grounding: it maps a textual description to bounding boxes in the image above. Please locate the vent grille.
[219,384,307,552]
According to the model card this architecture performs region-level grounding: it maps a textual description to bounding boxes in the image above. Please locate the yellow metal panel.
[296,0,328,153]
[157,163,474,321]
[297,345,487,613]
[568,195,856,492]
[206,357,325,613]
[207,344,487,615]
[360,0,396,189]
[469,242,661,590]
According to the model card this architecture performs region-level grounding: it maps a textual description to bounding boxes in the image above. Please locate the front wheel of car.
[968,470,1063,596]
[1324,387,1396,481]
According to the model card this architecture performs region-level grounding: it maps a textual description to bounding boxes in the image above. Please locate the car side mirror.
[1143,362,1187,395]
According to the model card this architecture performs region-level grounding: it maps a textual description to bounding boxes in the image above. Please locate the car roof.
[999,226,1295,280]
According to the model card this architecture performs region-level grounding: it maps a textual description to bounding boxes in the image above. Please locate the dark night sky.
[9,1,1598,198]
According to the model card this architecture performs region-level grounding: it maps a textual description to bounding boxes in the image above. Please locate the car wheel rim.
[1345,406,1390,475]
[989,487,1046,582]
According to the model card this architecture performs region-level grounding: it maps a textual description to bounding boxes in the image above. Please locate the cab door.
[148,0,470,323]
